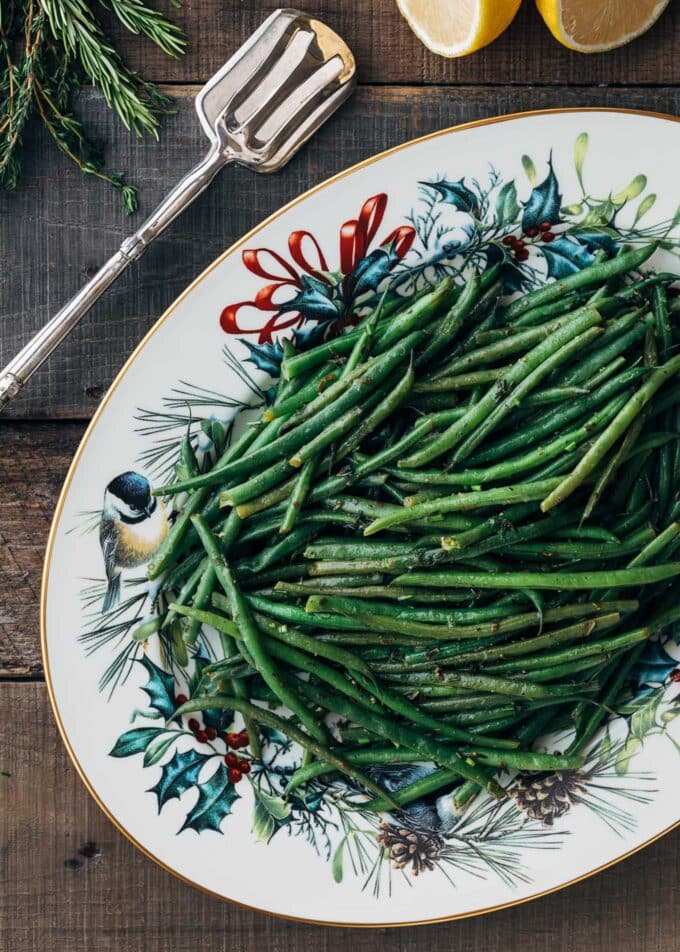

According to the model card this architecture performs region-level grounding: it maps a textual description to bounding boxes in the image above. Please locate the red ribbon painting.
[220,193,416,344]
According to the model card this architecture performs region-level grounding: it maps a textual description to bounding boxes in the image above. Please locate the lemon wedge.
[535,0,671,53]
[395,0,522,58]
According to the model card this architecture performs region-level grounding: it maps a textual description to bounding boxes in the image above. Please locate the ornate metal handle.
[0,145,230,413]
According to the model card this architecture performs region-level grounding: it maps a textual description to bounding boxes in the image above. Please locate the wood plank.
[1,682,678,951]
[0,424,84,677]
[109,0,680,87]
[3,84,680,419]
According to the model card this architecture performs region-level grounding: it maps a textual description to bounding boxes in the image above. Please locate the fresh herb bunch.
[0,0,185,213]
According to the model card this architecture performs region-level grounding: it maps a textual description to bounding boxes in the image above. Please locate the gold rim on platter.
[40,106,680,927]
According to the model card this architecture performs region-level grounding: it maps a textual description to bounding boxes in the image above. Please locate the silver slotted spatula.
[0,9,356,412]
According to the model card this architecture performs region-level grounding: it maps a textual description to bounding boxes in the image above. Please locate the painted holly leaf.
[252,787,291,844]
[292,318,344,352]
[148,748,210,810]
[109,727,165,758]
[495,180,520,227]
[203,704,234,734]
[501,259,532,293]
[180,763,239,834]
[242,340,283,376]
[522,157,562,231]
[541,236,594,279]
[572,228,619,258]
[288,276,341,323]
[260,724,290,750]
[347,246,399,300]
[140,654,176,720]
[422,177,479,216]
[633,639,679,690]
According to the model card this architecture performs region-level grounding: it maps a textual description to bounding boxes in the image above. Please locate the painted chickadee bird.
[99,471,168,612]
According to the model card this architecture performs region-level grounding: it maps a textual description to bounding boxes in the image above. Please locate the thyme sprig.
[0,0,185,212]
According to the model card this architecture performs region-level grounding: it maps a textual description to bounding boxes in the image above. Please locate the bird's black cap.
[107,471,151,510]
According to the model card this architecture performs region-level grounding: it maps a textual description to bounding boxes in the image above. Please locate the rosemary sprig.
[0,0,185,212]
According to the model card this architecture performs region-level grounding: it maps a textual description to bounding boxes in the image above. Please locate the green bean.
[541,353,680,511]
[293,677,503,796]
[279,458,316,534]
[363,478,561,536]
[502,244,656,320]
[567,643,647,754]
[350,672,518,749]
[462,748,583,771]
[435,315,584,378]
[263,366,341,423]
[380,668,588,700]
[287,406,364,468]
[164,557,206,627]
[235,593,365,631]
[304,540,426,560]
[487,626,649,673]
[191,515,326,743]
[282,279,455,380]
[182,564,215,646]
[395,564,680,590]
[395,395,629,489]
[585,356,627,390]
[238,523,319,576]
[402,601,637,666]
[508,290,593,328]
[402,308,602,467]
[173,601,373,677]
[556,309,653,387]
[284,583,475,604]
[306,595,525,642]
[164,332,425,500]
[506,532,653,561]
[285,746,427,794]
[524,653,616,683]
[415,367,507,392]
[434,613,621,666]
[296,590,524,625]
[272,577,386,596]
[416,273,482,367]
[334,366,415,461]
[456,327,605,464]
[628,522,680,566]
[350,410,465,480]
[468,366,647,465]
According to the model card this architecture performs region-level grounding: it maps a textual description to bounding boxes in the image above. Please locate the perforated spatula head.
[196,8,356,173]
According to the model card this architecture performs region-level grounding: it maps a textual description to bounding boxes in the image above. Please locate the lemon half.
[535,0,671,53]
[395,0,522,58]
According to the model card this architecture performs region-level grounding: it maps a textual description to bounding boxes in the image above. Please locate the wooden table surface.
[1,2,679,948]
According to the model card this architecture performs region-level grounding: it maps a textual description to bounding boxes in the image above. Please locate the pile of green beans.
[164,242,680,813]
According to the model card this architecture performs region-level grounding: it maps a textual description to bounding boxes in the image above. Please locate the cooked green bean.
[396,564,680,590]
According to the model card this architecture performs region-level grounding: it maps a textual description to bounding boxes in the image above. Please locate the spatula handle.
[0,146,229,413]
